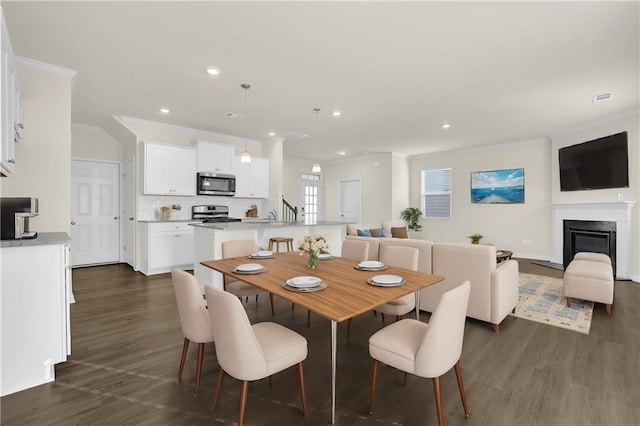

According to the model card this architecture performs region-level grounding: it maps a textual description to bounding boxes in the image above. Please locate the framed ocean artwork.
[470,168,524,204]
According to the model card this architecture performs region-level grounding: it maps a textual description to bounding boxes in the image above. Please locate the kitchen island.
[191,220,346,290]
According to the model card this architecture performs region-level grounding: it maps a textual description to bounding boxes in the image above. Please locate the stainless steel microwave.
[196,172,236,196]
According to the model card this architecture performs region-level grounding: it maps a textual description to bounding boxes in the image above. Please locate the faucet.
[268,209,278,222]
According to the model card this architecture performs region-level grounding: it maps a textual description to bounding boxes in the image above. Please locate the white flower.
[297,234,329,254]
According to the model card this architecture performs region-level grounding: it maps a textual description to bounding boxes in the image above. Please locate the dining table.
[201,251,444,424]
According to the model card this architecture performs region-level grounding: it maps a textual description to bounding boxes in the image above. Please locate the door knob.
[71,221,76,225]
[129,217,134,221]
[113,216,118,220]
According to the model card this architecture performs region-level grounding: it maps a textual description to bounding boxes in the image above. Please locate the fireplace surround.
[552,202,635,279]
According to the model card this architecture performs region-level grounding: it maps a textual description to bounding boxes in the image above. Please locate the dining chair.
[204,286,308,426]
[170,268,215,397]
[368,280,471,426]
[376,245,419,321]
[221,239,275,316]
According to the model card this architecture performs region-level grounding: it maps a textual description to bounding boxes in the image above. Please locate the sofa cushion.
[391,227,409,239]
[346,223,382,236]
[382,220,408,237]
[357,229,373,237]
[370,228,384,237]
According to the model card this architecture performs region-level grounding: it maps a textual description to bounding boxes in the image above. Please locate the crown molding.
[549,107,640,139]
[14,56,78,92]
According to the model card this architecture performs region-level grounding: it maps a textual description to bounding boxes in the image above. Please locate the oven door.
[197,173,236,196]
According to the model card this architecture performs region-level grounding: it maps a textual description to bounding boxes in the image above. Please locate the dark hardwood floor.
[1,259,638,425]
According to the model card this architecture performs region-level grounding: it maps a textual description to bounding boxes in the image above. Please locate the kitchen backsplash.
[138,196,277,221]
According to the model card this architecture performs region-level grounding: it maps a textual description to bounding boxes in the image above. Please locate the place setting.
[283,276,328,292]
[233,263,268,274]
[318,252,334,260]
[355,260,388,271]
[366,274,406,287]
[248,250,275,259]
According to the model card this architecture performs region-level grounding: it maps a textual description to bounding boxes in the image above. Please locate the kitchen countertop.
[190,220,345,230]
[0,232,71,248]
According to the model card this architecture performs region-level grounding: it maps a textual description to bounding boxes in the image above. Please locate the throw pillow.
[390,226,409,239]
[357,229,373,237]
[370,228,384,237]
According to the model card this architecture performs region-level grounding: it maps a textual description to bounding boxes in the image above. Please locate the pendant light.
[240,83,252,164]
[312,108,322,173]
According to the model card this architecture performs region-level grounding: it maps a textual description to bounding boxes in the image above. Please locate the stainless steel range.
[192,205,241,223]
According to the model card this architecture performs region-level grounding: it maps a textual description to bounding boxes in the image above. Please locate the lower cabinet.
[139,221,194,275]
[1,239,71,396]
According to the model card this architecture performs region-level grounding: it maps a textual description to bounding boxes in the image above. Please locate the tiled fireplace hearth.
[552,202,635,279]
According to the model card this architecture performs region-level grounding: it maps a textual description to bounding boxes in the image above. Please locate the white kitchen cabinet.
[193,139,234,174]
[1,235,71,396]
[1,9,22,177]
[233,155,269,198]
[139,221,195,275]
[143,142,196,196]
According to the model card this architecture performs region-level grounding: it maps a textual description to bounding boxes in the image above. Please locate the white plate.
[236,263,264,272]
[286,276,322,288]
[371,274,403,285]
[257,250,273,256]
[359,260,384,269]
[318,253,333,259]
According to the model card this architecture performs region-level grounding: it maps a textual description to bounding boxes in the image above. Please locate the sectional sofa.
[346,223,520,332]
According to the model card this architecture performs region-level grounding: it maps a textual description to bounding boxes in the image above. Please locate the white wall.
[1,63,73,235]
[71,123,123,161]
[551,111,639,279]
[410,139,552,258]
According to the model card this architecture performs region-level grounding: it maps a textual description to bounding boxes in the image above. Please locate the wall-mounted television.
[559,131,629,192]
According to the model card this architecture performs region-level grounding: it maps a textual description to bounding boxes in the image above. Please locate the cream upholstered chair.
[369,281,471,426]
[205,286,308,426]
[376,245,419,321]
[170,268,215,397]
[221,239,275,317]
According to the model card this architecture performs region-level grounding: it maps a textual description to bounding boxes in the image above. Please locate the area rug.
[511,273,593,334]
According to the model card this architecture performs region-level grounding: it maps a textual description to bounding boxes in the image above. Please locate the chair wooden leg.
[307,310,311,328]
[347,318,352,341]
[178,337,189,380]
[194,342,205,397]
[606,303,612,315]
[454,361,470,418]
[403,371,408,386]
[297,362,307,416]
[373,310,377,317]
[213,368,225,409]
[369,359,379,414]
[238,380,249,426]
[269,293,275,317]
[291,302,295,311]
[381,313,385,323]
[566,297,572,307]
[492,323,500,333]
[396,315,401,322]
[432,376,444,426]
[255,294,259,303]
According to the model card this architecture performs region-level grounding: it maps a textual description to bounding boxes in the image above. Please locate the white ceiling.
[2,1,639,162]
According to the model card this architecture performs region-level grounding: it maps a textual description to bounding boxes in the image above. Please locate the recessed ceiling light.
[206,66,221,76]
[268,132,276,136]
[337,151,346,155]
[160,108,170,114]
[332,111,341,117]
[441,123,451,129]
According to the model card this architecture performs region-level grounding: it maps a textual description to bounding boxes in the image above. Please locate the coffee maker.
[0,197,39,240]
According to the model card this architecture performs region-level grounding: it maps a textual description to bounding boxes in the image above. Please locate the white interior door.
[70,160,120,266]
[339,178,361,223]
[121,158,135,267]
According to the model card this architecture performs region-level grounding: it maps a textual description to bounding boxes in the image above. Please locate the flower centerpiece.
[297,234,329,269]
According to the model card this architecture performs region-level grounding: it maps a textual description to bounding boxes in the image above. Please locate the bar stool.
[269,237,294,252]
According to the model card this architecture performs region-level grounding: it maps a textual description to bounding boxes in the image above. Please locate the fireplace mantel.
[551,201,635,279]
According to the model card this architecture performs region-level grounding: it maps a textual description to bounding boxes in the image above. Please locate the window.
[421,168,452,218]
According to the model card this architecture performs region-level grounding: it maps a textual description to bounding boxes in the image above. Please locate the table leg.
[331,320,337,424]
[415,291,420,320]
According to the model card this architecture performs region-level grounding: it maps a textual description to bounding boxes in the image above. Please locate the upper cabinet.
[233,155,269,198]
[193,139,234,174]
[1,9,23,177]
[143,142,196,196]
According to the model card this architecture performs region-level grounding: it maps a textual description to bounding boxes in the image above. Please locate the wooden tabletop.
[201,252,444,322]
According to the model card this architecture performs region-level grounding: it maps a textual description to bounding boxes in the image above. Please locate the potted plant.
[401,207,423,231]
[468,233,483,244]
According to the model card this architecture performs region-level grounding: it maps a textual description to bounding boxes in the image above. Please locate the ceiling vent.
[592,92,613,103]
[281,131,308,140]
[225,112,243,118]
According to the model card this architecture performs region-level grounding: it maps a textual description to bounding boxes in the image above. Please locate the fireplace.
[563,220,616,276]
